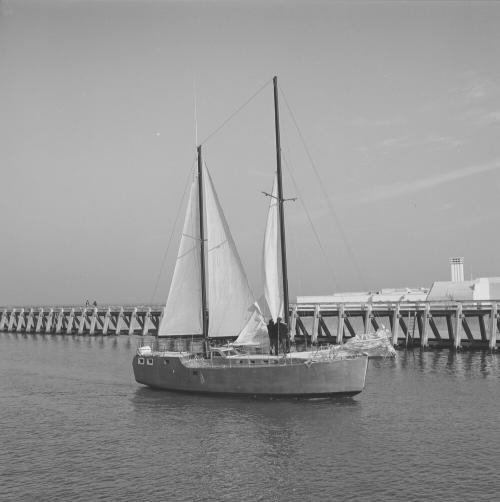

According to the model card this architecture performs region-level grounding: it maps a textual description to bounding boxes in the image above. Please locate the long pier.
[1,300,499,350]
[0,306,162,337]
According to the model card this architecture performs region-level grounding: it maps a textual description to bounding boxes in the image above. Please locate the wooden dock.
[1,300,499,350]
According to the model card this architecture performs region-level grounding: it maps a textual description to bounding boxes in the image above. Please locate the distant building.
[297,287,429,304]
[427,277,500,301]
[296,258,500,304]
[296,279,500,304]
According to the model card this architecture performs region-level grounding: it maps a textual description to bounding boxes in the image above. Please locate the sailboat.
[132,77,368,397]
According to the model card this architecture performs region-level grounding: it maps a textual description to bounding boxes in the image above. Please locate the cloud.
[465,82,488,100]
[373,135,462,154]
[473,109,500,126]
[356,158,500,204]
[375,136,413,151]
[454,72,500,102]
[351,116,403,127]
[425,135,462,149]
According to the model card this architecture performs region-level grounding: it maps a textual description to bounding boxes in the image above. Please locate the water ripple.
[1,334,499,501]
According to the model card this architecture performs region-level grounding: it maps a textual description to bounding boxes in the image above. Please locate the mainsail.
[158,171,203,336]
[204,165,266,340]
[262,175,284,321]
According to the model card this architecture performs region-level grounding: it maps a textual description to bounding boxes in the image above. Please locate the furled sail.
[262,175,284,321]
[158,171,203,336]
[204,165,266,339]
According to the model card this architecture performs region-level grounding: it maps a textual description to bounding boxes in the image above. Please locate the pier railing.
[1,300,499,350]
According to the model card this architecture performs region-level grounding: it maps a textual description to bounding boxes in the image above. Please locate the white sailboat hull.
[133,353,368,397]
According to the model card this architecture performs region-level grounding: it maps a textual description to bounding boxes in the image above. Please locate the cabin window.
[138,358,144,365]
[147,358,154,366]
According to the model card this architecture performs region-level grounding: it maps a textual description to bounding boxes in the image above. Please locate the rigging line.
[277,129,304,296]
[280,149,339,292]
[150,159,197,305]
[199,78,272,146]
[278,83,367,290]
[193,79,199,148]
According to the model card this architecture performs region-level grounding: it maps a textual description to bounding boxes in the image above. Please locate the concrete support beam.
[25,308,34,333]
[337,304,345,344]
[45,308,54,333]
[296,316,309,338]
[429,317,441,339]
[364,303,372,333]
[319,317,331,337]
[0,310,8,330]
[78,308,87,334]
[142,308,151,335]
[102,308,111,335]
[311,305,320,344]
[290,306,297,343]
[35,308,44,333]
[129,307,137,335]
[55,308,64,334]
[344,317,356,337]
[116,307,124,335]
[421,303,431,348]
[478,315,487,341]
[454,303,463,349]
[89,307,98,335]
[391,304,400,345]
[8,309,17,331]
[489,303,498,350]
[461,317,474,341]
[416,311,423,339]
[66,309,75,334]
[16,308,25,332]
[446,314,454,347]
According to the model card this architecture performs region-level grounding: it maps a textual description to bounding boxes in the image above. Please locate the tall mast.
[197,145,209,342]
[273,76,290,326]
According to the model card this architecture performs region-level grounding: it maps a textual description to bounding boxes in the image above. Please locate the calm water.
[1,333,499,502]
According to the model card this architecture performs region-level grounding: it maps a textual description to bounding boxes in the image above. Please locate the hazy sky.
[1,0,500,306]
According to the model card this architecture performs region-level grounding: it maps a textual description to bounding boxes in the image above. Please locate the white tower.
[449,257,464,282]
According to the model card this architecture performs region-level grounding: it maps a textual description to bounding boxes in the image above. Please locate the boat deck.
[140,349,364,370]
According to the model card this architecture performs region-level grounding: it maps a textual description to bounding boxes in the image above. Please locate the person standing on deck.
[276,317,290,354]
[267,319,277,355]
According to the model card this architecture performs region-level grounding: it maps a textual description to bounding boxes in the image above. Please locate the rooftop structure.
[297,288,429,304]
[449,257,464,282]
